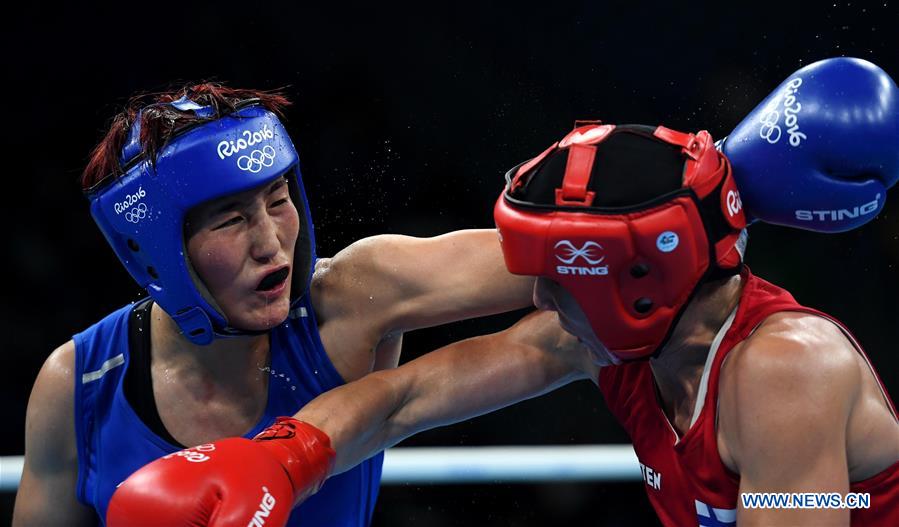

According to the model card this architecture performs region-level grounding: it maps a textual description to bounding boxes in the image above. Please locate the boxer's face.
[185,177,299,331]
[533,277,619,366]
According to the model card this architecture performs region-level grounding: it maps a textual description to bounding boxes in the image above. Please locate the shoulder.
[34,340,77,403]
[718,312,861,470]
[25,340,79,467]
[310,236,403,314]
[311,235,394,286]
[724,311,860,392]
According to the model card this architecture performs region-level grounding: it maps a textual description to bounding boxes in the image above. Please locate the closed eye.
[212,216,243,230]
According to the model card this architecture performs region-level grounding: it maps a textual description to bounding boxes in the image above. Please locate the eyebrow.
[209,179,287,216]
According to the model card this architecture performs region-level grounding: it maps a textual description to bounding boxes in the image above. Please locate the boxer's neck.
[149,302,270,383]
[649,274,743,431]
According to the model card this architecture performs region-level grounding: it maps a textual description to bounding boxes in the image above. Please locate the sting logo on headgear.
[494,123,747,361]
[554,240,605,264]
[554,240,609,276]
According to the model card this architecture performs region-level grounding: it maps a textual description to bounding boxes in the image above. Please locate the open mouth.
[256,267,290,291]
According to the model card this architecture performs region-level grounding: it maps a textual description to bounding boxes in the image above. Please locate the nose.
[533,277,558,312]
[250,211,281,262]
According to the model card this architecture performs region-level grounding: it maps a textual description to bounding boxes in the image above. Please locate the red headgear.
[494,124,747,360]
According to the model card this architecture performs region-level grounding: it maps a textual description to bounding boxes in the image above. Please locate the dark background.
[2,2,898,525]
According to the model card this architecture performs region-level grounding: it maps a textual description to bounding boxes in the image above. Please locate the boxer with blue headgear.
[110,59,899,527]
[86,97,316,344]
[15,83,540,527]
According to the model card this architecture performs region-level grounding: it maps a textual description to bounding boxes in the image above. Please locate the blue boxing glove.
[720,57,899,232]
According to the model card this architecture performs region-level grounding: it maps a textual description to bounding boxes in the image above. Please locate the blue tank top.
[73,294,383,526]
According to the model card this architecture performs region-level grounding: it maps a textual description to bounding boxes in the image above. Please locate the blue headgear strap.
[86,99,315,344]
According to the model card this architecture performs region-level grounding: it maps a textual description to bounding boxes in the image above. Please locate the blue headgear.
[86,97,316,345]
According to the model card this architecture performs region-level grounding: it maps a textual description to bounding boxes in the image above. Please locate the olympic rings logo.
[759,110,782,144]
[757,77,806,147]
[124,202,148,224]
[236,146,276,173]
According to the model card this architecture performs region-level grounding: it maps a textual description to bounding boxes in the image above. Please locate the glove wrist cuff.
[253,416,336,504]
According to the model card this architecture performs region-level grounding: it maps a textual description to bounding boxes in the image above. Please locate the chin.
[596,348,623,367]
[239,316,289,332]
[229,302,291,331]
[578,336,620,366]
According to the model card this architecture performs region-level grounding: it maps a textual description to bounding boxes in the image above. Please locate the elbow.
[367,369,421,445]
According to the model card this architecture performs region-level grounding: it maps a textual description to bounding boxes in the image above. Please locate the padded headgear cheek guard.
[494,124,747,361]
[86,99,315,345]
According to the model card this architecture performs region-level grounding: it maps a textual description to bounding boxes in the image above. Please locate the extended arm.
[298,309,598,474]
[316,229,534,331]
[313,229,536,379]
[106,311,599,526]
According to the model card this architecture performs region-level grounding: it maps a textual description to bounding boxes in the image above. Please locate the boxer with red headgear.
[494,123,747,361]
[296,118,898,526]
[491,120,899,525]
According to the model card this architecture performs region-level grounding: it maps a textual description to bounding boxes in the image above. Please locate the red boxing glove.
[106,417,335,527]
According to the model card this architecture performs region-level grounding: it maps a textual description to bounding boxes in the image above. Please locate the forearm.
[295,369,409,474]
[296,310,589,475]
[296,343,536,475]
